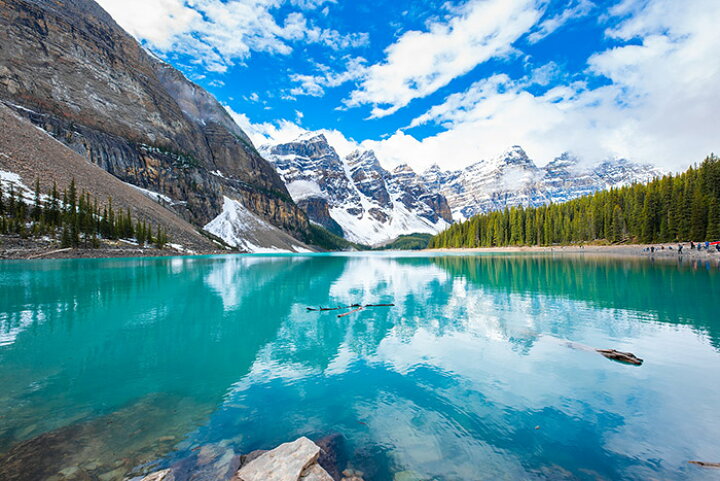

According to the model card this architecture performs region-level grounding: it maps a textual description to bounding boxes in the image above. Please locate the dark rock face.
[0,0,309,238]
[298,197,345,237]
[346,150,392,208]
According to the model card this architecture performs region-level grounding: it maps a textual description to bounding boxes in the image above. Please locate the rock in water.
[596,349,644,365]
[234,437,322,481]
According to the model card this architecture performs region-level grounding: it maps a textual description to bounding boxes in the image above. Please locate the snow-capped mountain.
[421,146,662,220]
[260,134,453,245]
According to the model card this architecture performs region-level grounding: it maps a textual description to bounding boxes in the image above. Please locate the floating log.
[307,303,395,312]
[596,349,643,365]
[306,304,361,312]
[689,461,720,468]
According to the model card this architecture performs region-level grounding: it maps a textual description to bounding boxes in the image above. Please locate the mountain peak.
[294,131,328,144]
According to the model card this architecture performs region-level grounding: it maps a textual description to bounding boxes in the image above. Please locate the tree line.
[0,178,169,249]
[429,155,720,248]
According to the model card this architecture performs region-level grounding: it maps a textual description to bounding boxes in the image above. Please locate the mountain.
[0,0,312,252]
[260,134,453,245]
[0,104,215,252]
[421,146,662,221]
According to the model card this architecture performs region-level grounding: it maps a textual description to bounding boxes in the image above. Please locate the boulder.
[234,437,321,481]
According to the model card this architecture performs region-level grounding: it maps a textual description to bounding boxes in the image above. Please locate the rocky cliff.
[0,0,311,249]
[260,134,452,245]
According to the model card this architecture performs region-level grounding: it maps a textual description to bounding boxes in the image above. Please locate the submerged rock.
[314,434,345,481]
[596,349,644,365]
[137,469,174,481]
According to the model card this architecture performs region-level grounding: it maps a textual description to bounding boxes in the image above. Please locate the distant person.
[651,246,655,253]
[706,241,710,250]
[690,241,695,250]
[678,244,683,254]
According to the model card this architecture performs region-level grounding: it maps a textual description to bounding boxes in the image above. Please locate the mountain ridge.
[0,0,313,252]
[260,134,453,245]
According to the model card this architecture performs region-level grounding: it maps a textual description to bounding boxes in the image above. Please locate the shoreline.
[0,236,224,260]
[429,243,720,262]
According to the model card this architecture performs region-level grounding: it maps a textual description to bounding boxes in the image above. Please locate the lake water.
[1,253,719,481]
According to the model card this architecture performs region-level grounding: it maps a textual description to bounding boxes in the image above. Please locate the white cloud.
[96,0,367,71]
[225,106,306,146]
[378,0,720,172]
[289,57,367,97]
[527,0,594,44]
[344,0,544,117]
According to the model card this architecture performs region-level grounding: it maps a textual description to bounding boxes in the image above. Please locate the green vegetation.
[430,155,720,248]
[304,223,368,251]
[378,233,433,250]
[0,178,169,249]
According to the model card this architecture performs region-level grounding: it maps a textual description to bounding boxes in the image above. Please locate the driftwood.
[596,349,644,365]
[307,303,394,313]
[689,461,720,468]
[306,304,361,312]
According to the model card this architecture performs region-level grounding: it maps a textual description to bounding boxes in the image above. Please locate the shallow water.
[1,252,719,481]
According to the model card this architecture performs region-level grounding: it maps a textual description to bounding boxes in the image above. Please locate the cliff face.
[0,0,309,240]
[261,134,453,245]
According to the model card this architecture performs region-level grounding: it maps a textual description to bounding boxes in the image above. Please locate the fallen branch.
[338,307,364,318]
[689,461,720,468]
[307,303,395,312]
[596,349,643,366]
[306,304,361,312]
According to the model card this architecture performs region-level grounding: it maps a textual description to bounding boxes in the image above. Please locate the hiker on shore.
[690,241,695,250]
[678,244,683,254]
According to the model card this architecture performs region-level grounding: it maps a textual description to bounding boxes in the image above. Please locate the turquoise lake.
[1,253,719,481]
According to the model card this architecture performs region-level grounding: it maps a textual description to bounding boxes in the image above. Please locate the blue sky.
[97,0,720,172]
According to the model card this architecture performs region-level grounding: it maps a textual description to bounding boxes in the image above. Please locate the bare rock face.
[0,0,309,242]
[261,135,453,245]
[234,437,327,481]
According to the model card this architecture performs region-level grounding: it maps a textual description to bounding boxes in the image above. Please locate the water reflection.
[0,254,718,481]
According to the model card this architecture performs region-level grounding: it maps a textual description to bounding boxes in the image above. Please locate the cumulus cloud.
[226,0,718,174]
[388,0,720,172]
[289,57,367,97]
[344,0,544,117]
[96,0,367,71]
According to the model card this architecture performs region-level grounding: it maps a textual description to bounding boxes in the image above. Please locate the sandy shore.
[430,243,720,263]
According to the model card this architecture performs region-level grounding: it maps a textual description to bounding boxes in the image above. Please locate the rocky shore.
[431,243,720,264]
[132,437,365,481]
[0,235,224,260]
